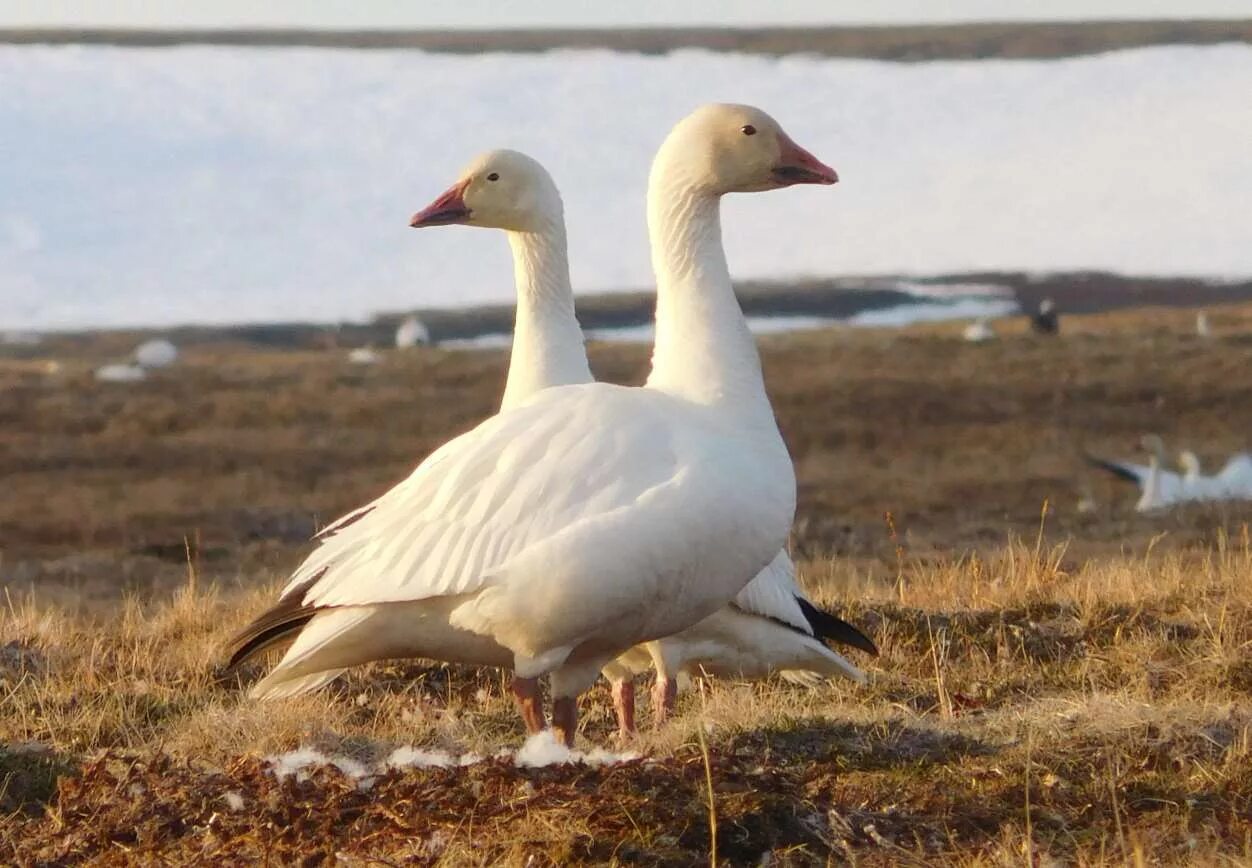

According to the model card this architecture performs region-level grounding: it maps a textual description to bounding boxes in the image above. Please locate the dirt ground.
[2,301,1251,864]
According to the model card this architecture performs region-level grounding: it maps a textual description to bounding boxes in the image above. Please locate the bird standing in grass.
[226,104,845,746]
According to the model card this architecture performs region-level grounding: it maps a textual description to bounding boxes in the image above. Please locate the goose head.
[653,103,837,195]
[1178,450,1202,478]
[1141,434,1168,463]
[410,149,563,232]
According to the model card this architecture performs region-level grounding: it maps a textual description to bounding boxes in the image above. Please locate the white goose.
[409,149,874,735]
[1182,449,1252,501]
[1087,435,1184,512]
[226,104,838,746]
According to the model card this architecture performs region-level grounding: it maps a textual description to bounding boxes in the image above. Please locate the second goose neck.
[645,181,770,417]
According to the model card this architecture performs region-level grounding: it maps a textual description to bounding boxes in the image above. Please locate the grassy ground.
[2,303,1251,864]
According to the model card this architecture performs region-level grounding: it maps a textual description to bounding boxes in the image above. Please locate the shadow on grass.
[0,743,78,814]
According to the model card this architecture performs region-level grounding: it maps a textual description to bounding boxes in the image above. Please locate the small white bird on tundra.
[134,338,178,368]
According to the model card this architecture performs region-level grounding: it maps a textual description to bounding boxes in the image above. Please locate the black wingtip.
[221,572,325,675]
[796,596,878,656]
[1083,453,1142,485]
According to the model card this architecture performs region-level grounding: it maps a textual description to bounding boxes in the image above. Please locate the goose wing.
[282,384,686,612]
[731,551,877,656]
[1085,454,1150,486]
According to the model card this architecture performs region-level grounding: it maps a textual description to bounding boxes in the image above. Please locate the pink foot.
[652,675,677,729]
[552,695,578,747]
[612,679,637,739]
[510,675,545,734]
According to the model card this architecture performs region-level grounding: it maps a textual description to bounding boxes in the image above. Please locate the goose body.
[94,363,147,383]
[1089,437,1252,510]
[603,549,875,729]
[962,318,995,343]
[134,338,178,368]
[1176,451,1252,503]
[228,105,839,745]
[1087,435,1185,512]
[394,315,431,349]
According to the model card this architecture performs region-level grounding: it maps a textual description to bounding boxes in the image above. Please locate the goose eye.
[487,172,500,182]
[740,124,757,136]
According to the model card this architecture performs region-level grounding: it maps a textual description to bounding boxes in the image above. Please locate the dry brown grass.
[3,302,1252,863]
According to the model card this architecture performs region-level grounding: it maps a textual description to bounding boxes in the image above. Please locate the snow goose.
[1086,435,1184,511]
[1030,298,1059,335]
[412,149,874,735]
[134,338,178,368]
[1211,451,1252,499]
[962,318,995,343]
[1176,449,1252,501]
[226,104,837,746]
[395,315,431,349]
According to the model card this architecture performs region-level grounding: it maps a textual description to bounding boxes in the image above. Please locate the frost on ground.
[267,747,371,784]
[2,44,1251,329]
[265,732,638,787]
[511,731,641,768]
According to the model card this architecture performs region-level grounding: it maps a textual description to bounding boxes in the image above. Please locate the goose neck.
[500,222,591,411]
[645,180,770,418]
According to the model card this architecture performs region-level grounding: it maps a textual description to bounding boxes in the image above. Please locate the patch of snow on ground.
[2,44,1250,330]
[222,791,246,811]
[267,748,371,784]
[847,296,1020,327]
[513,731,641,768]
[94,363,147,383]
[266,735,639,781]
[383,746,459,770]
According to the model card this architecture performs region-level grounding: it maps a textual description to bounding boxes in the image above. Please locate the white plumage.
[1089,436,1252,511]
[230,105,841,745]
[394,315,431,349]
[134,338,178,368]
[94,363,147,383]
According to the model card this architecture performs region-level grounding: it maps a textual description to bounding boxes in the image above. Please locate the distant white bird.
[1178,450,1203,485]
[1031,298,1059,335]
[134,338,178,368]
[1091,439,1252,510]
[394,315,431,349]
[227,104,839,748]
[1086,435,1183,512]
[962,318,995,343]
[1210,451,1252,499]
[347,346,381,365]
[95,363,147,383]
[1177,450,1227,500]
[1196,311,1212,338]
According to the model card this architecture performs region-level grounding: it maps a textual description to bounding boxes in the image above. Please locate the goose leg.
[510,675,545,734]
[552,696,578,747]
[652,674,677,728]
[611,678,636,738]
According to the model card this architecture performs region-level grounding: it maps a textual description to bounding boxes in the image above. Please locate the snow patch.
[383,746,458,770]
[266,735,638,782]
[266,747,370,784]
[222,790,245,811]
[134,338,178,368]
[94,363,146,383]
[4,44,1251,330]
[513,730,640,768]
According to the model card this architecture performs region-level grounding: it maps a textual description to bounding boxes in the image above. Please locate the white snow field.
[2,44,1249,330]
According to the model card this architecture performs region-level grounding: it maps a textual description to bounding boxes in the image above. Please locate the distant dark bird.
[1031,298,1059,335]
